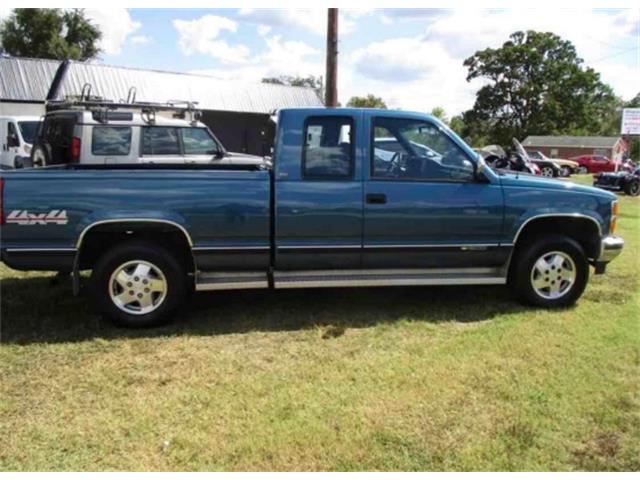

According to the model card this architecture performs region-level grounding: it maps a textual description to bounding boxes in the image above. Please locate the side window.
[142,127,180,155]
[92,126,132,156]
[302,116,353,179]
[371,117,474,181]
[7,122,18,145]
[182,128,219,155]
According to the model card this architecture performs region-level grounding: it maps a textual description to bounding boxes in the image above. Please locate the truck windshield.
[18,121,41,144]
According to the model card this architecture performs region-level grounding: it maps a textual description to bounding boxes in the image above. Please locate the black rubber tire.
[509,234,589,308]
[577,166,588,175]
[89,241,188,327]
[624,179,640,197]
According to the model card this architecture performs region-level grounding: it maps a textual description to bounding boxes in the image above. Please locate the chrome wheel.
[560,166,570,177]
[541,166,554,177]
[577,166,588,174]
[530,251,576,300]
[109,260,167,315]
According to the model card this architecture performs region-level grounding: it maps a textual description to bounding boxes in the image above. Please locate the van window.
[302,116,353,179]
[142,127,180,155]
[17,121,40,144]
[182,128,219,155]
[92,126,132,155]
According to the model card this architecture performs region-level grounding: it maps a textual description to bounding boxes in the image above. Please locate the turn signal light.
[610,201,619,234]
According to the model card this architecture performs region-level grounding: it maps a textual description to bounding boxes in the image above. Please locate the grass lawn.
[1,175,638,471]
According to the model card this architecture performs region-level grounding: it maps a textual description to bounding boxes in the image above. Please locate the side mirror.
[7,134,20,148]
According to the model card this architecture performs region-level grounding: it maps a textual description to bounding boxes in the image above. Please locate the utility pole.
[325,8,338,107]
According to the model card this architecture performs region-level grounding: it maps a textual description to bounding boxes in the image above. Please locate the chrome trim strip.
[275,267,498,277]
[75,219,194,249]
[511,213,602,245]
[192,246,270,251]
[278,244,502,250]
[278,244,361,250]
[196,281,269,291]
[275,277,506,289]
[363,243,500,249]
[5,247,77,252]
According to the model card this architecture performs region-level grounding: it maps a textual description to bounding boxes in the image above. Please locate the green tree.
[462,30,616,146]
[429,107,448,124]
[346,94,387,109]
[262,75,323,100]
[0,9,101,61]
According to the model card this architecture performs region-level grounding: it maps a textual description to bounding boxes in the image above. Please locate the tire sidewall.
[31,143,50,167]
[89,241,187,327]
[511,235,589,308]
[625,180,639,197]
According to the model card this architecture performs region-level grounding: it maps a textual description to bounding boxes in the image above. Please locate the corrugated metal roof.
[0,57,61,101]
[1,57,323,114]
[522,135,620,149]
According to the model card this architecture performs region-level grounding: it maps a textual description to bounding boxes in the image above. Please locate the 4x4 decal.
[6,210,68,225]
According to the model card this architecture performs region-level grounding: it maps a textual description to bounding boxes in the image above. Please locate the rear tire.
[624,179,640,197]
[540,166,555,177]
[89,241,187,327]
[509,235,589,308]
[31,142,51,167]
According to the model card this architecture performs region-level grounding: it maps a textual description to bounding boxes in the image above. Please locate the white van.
[0,116,42,169]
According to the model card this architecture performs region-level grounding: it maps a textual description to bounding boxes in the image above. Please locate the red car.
[571,154,617,174]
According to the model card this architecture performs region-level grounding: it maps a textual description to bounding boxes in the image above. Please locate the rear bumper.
[599,236,624,263]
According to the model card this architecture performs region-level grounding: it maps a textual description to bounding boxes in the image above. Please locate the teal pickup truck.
[0,108,624,327]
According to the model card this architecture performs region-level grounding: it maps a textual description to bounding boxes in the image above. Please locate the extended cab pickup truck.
[0,108,624,327]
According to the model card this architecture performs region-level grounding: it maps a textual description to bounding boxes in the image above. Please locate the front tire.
[510,235,589,308]
[89,241,188,327]
[540,166,555,177]
[624,179,640,197]
[577,166,588,175]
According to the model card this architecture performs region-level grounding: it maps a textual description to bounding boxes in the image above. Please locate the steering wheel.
[386,152,401,174]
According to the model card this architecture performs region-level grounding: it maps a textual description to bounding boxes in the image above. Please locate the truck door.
[274,112,363,270]
[363,115,505,269]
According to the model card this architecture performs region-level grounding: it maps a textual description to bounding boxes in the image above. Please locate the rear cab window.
[302,116,353,179]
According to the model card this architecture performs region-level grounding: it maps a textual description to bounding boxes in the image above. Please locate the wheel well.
[77,222,195,272]
[513,217,601,259]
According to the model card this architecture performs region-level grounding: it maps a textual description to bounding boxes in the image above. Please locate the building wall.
[201,110,275,156]
[0,102,46,117]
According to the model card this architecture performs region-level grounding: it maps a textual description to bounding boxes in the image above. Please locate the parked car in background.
[476,140,541,176]
[0,116,42,169]
[571,154,617,174]
[594,165,640,196]
[30,102,266,168]
[1,108,623,327]
[526,150,578,177]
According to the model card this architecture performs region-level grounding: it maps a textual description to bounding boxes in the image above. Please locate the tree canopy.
[0,9,101,61]
[346,94,387,109]
[461,30,617,146]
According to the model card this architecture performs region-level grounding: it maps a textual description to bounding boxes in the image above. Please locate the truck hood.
[499,172,617,200]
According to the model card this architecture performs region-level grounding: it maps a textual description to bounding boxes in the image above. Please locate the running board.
[195,268,507,291]
[195,271,268,291]
[273,268,506,289]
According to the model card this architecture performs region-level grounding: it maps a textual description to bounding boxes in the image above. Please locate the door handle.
[366,193,387,204]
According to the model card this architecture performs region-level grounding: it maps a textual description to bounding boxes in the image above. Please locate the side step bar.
[195,269,506,291]
[195,271,268,291]
[273,268,506,289]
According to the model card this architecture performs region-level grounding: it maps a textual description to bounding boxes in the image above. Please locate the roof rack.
[45,83,203,125]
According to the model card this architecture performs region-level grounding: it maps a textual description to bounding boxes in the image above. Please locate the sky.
[2,8,639,116]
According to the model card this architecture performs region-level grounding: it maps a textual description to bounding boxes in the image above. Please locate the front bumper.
[599,235,624,263]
